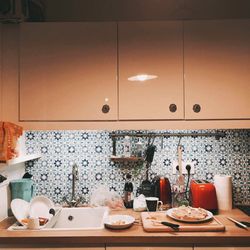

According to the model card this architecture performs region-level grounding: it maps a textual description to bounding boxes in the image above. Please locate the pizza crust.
[171,206,208,221]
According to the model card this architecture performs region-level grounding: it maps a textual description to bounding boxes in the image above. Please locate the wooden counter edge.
[0,235,249,246]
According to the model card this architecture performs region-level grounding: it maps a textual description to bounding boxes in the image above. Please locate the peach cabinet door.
[0,23,2,121]
[196,248,250,250]
[107,247,192,250]
[0,248,104,250]
[119,21,184,120]
[19,23,117,121]
[184,20,250,119]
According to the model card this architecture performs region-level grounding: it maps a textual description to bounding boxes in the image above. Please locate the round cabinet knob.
[102,104,110,114]
[193,104,201,113]
[169,104,177,113]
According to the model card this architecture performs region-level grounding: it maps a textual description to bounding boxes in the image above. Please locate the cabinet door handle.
[193,104,201,113]
[169,104,177,113]
[102,104,110,114]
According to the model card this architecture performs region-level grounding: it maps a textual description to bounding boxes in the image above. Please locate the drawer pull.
[102,104,110,114]
[169,104,177,113]
[193,104,201,113]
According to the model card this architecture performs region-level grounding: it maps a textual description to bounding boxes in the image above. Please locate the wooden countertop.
[0,208,249,246]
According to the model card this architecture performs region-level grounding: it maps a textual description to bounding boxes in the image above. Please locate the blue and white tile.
[25,129,250,205]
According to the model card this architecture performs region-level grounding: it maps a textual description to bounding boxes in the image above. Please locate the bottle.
[159,177,172,206]
[172,173,189,207]
[123,173,134,208]
[123,136,131,157]
[135,139,143,157]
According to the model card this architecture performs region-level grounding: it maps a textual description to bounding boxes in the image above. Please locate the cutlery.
[161,221,180,231]
[152,220,180,231]
[227,217,248,229]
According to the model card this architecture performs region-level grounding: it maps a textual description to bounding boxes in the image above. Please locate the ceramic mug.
[145,197,163,212]
[27,218,40,230]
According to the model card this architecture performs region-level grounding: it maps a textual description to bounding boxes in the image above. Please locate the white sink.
[45,206,109,230]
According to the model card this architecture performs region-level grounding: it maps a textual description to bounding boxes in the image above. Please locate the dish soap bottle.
[123,173,134,208]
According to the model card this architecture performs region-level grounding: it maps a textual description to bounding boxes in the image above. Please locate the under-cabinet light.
[127,74,158,82]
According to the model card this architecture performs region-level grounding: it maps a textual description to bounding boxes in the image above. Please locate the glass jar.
[172,184,189,207]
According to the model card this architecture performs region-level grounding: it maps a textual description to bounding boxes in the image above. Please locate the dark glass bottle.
[123,173,134,208]
[159,177,172,205]
[152,176,172,207]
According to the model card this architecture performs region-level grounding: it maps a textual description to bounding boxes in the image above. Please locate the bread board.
[141,211,225,232]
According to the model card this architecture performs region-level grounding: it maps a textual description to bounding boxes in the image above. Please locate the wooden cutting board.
[141,212,225,232]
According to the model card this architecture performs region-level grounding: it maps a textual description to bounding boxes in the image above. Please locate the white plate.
[10,199,30,226]
[29,195,55,219]
[8,222,45,231]
[166,208,213,223]
[104,215,135,229]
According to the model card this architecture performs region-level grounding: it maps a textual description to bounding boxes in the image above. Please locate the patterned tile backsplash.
[25,130,250,205]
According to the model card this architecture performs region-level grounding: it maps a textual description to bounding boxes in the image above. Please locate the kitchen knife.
[152,220,180,231]
[227,217,248,229]
[161,221,180,231]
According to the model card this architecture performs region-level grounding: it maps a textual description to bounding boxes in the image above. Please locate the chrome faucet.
[63,164,84,207]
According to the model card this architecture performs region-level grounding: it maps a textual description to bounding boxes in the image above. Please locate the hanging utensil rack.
[110,131,225,156]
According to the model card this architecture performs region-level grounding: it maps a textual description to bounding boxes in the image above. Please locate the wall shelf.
[7,153,42,166]
[110,156,144,162]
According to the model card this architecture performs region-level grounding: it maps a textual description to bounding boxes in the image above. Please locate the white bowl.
[11,199,30,226]
[29,195,55,219]
[104,215,135,229]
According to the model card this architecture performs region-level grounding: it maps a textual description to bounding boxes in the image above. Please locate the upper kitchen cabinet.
[0,23,2,121]
[19,23,117,121]
[118,21,184,120]
[184,20,250,120]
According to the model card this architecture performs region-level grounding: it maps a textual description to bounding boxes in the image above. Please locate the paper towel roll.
[214,175,233,211]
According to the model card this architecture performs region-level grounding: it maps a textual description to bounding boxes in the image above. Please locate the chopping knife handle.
[161,221,180,230]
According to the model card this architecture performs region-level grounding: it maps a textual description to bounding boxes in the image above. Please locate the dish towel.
[0,121,23,162]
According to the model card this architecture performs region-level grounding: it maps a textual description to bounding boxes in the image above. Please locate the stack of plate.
[10,195,55,228]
